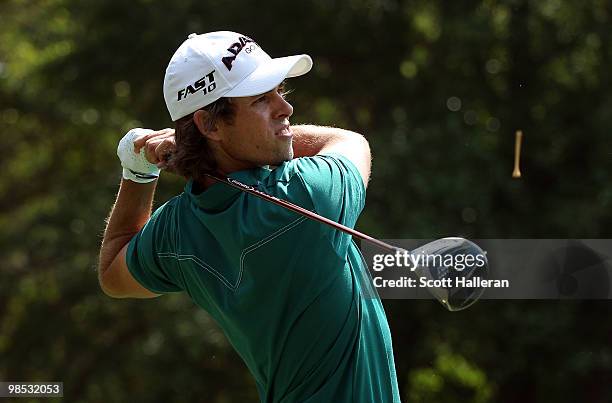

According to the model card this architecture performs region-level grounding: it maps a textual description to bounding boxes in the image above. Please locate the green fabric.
[126,154,400,403]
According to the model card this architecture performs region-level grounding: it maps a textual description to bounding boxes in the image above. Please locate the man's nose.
[273,92,293,119]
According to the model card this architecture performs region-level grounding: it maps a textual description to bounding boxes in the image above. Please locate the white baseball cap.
[163,31,313,121]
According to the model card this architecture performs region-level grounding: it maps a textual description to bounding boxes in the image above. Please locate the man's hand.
[133,128,176,170]
[117,128,177,182]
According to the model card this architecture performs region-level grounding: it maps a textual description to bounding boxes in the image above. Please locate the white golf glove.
[117,128,161,183]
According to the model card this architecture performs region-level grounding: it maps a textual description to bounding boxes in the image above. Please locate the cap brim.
[225,54,312,97]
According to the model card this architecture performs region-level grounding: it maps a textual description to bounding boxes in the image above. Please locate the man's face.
[216,84,294,170]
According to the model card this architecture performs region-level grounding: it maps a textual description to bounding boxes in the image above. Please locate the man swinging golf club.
[98,31,401,402]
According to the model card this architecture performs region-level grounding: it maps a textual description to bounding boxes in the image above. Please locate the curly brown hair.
[169,98,236,183]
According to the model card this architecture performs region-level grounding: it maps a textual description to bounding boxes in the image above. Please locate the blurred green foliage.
[0,0,610,402]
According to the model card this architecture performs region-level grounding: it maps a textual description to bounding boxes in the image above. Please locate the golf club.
[205,173,489,311]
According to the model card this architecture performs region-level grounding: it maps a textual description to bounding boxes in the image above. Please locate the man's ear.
[193,110,221,141]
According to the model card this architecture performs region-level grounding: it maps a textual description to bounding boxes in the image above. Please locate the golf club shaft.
[206,173,402,253]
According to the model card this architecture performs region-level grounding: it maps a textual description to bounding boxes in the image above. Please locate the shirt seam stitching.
[238,215,309,290]
[156,214,309,291]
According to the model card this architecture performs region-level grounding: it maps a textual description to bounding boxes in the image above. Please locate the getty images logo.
[177,70,216,101]
[221,36,257,71]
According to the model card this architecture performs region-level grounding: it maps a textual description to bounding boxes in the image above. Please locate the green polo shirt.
[126,154,400,403]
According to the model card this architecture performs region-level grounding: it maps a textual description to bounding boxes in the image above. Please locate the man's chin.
[257,148,294,168]
[272,149,294,164]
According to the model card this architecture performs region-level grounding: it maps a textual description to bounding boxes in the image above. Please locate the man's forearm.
[98,179,157,279]
[291,125,363,158]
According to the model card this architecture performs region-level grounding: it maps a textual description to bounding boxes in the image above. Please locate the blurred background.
[1,0,611,401]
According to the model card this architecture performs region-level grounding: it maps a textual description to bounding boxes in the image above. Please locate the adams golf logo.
[177,70,216,101]
[222,36,257,71]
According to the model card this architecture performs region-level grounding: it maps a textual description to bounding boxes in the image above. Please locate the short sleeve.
[292,153,366,230]
[126,205,183,294]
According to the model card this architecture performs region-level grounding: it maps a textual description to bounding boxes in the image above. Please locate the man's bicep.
[294,153,366,230]
[100,244,161,299]
[318,134,371,188]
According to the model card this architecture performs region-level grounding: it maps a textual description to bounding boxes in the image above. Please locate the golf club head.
[411,237,489,311]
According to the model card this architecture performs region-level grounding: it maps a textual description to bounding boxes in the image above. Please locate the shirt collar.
[185,166,273,210]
